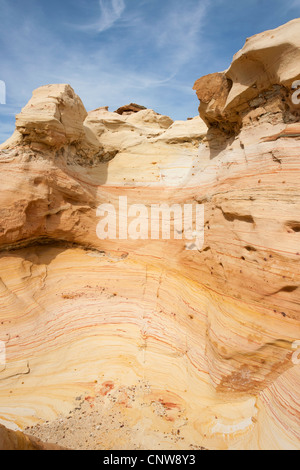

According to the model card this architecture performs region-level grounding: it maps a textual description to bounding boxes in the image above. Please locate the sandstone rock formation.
[115,103,147,115]
[0,423,66,450]
[2,84,104,163]
[0,18,299,450]
[193,18,300,133]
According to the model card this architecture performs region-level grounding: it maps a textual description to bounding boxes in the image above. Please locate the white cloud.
[75,0,126,32]
[97,0,125,32]
[0,0,210,143]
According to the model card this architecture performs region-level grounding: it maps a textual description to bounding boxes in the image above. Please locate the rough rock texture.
[3,84,105,163]
[0,19,299,451]
[115,103,147,115]
[0,423,66,450]
[193,18,300,133]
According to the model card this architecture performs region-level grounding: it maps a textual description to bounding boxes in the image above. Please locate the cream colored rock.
[153,116,207,144]
[193,18,300,132]
[84,107,141,157]
[16,84,87,147]
[226,18,300,110]
[85,107,177,158]
[125,108,173,130]
[13,84,104,163]
[0,19,299,451]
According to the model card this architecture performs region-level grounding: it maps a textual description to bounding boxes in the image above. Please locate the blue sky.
[0,0,300,143]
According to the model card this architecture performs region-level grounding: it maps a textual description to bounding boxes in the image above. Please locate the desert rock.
[0,19,299,451]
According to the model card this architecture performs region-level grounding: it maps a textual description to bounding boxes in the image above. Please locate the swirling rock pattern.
[0,19,299,450]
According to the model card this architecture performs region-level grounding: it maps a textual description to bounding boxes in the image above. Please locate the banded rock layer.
[0,19,299,450]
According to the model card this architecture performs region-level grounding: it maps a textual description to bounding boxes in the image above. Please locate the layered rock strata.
[0,18,299,450]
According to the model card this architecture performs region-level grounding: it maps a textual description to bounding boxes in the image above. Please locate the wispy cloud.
[291,0,300,7]
[74,0,126,32]
[0,0,209,130]
[153,0,209,71]
[1,0,298,144]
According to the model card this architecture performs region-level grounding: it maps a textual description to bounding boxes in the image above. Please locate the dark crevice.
[245,245,257,252]
[278,286,298,293]
[0,237,104,255]
[220,209,254,224]
[286,223,300,233]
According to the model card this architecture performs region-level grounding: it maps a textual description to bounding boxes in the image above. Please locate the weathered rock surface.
[193,18,300,133]
[3,84,104,162]
[115,103,147,115]
[0,423,66,450]
[0,19,299,450]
